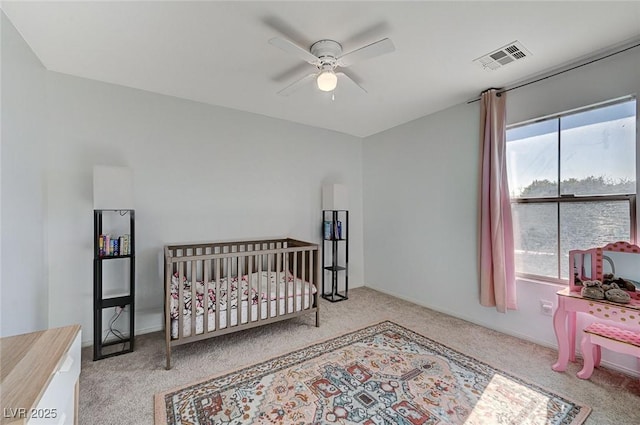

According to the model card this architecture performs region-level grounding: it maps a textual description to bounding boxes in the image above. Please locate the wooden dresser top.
[0,325,81,425]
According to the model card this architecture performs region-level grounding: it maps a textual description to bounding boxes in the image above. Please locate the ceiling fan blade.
[269,37,320,65]
[277,73,317,96]
[272,62,314,83]
[337,38,395,67]
[336,72,367,94]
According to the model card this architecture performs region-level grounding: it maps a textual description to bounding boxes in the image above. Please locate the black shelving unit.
[93,209,135,360]
[322,210,348,302]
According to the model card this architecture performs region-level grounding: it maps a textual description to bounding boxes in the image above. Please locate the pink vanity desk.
[552,287,640,371]
[552,241,640,372]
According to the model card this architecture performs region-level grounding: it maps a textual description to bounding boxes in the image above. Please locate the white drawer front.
[29,330,81,425]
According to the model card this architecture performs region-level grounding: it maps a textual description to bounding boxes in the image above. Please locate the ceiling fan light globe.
[316,70,338,92]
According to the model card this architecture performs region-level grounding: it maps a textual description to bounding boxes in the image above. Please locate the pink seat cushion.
[585,322,640,347]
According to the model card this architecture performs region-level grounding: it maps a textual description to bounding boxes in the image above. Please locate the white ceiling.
[3,1,640,138]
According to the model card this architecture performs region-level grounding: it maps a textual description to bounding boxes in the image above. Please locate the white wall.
[363,46,640,375]
[0,13,48,337]
[44,72,364,344]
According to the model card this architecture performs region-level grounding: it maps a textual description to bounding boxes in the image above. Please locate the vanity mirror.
[600,241,640,291]
[569,241,640,295]
[569,247,597,291]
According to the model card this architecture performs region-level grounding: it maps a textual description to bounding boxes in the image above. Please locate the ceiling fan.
[268,36,395,96]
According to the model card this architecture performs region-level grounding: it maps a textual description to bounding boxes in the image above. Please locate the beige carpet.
[155,321,590,424]
[80,287,640,424]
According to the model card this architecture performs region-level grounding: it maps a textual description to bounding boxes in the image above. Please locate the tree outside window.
[506,98,636,282]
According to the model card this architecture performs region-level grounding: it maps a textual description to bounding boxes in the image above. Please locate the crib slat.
[308,250,313,310]
[303,251,307,311]
[274,245,278,304]
[258,252,264,319]
[247,255,254,322]
[301,251,306,311]
[267,244,271,318]
[191,261,197,337]
[260,252,264,322]
[293,251,298,313]
[214,258,220,331]
[276,251,281,318]
[178,262,184,340]
[226,256,231,329]
[257,254,262,322]
[236,254,241,327]
[267,253,273,319]
[284,253,289,315]
[203,259,209,334]
[277,253,282,317]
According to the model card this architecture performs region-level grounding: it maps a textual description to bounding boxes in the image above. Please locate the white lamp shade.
[316,70,338,92]
[322,184,348,210]
[93,165,134,210]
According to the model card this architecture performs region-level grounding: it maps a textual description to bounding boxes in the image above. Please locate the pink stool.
[577,322,640,379]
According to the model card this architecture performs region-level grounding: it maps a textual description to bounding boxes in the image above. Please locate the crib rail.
[163,238,319,369]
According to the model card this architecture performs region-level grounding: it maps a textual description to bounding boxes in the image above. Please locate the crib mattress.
[171,294,313,339]
[169,271,316,339]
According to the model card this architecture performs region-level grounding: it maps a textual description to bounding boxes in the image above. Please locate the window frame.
[507,96,637,284]
[512,194,636,284]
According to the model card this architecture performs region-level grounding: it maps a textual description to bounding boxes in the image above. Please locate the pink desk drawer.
[585,301,640,325]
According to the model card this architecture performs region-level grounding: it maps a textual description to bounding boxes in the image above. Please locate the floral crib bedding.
[170,271,316,339]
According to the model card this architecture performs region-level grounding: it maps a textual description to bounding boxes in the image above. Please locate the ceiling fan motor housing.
[310,40,342,69]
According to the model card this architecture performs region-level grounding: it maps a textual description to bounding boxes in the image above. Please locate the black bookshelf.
[322,210,348,302]
[93,209,135,360]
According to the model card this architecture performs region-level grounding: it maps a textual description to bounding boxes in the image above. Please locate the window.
[506,97,637,282]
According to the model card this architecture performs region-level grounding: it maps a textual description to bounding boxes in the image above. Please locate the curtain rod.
[467,41,640,104]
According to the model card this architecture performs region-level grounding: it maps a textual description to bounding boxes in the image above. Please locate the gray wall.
[363,46,640,375]
[44,72,365,344]
[1,13,49,336]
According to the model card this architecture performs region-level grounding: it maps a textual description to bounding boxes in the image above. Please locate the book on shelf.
[99,235,105,256]
[121,234,130,255]
[323,221,332,240]
[99,233,131,256]
[323,220,345,240]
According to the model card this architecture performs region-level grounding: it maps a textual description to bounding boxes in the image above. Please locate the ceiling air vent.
[473,41,531,71]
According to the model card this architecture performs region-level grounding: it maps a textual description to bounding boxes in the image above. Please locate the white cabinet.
[1,325,81,425]
[30,331,81,424]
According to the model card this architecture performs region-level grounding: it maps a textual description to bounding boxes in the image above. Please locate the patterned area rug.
[155,321,590,425]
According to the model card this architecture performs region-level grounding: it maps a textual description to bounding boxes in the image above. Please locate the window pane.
[512,203,558,278]
[560,100,636,196]
[559,201,631,279]
[507,119,559,198]
[508,98,636,283]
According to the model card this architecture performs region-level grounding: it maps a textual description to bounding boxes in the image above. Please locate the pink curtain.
[479,89,517,312]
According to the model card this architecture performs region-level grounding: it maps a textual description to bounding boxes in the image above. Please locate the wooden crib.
[164,238,319,369]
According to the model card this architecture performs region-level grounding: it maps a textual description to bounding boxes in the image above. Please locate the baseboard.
[364,284,640,378]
